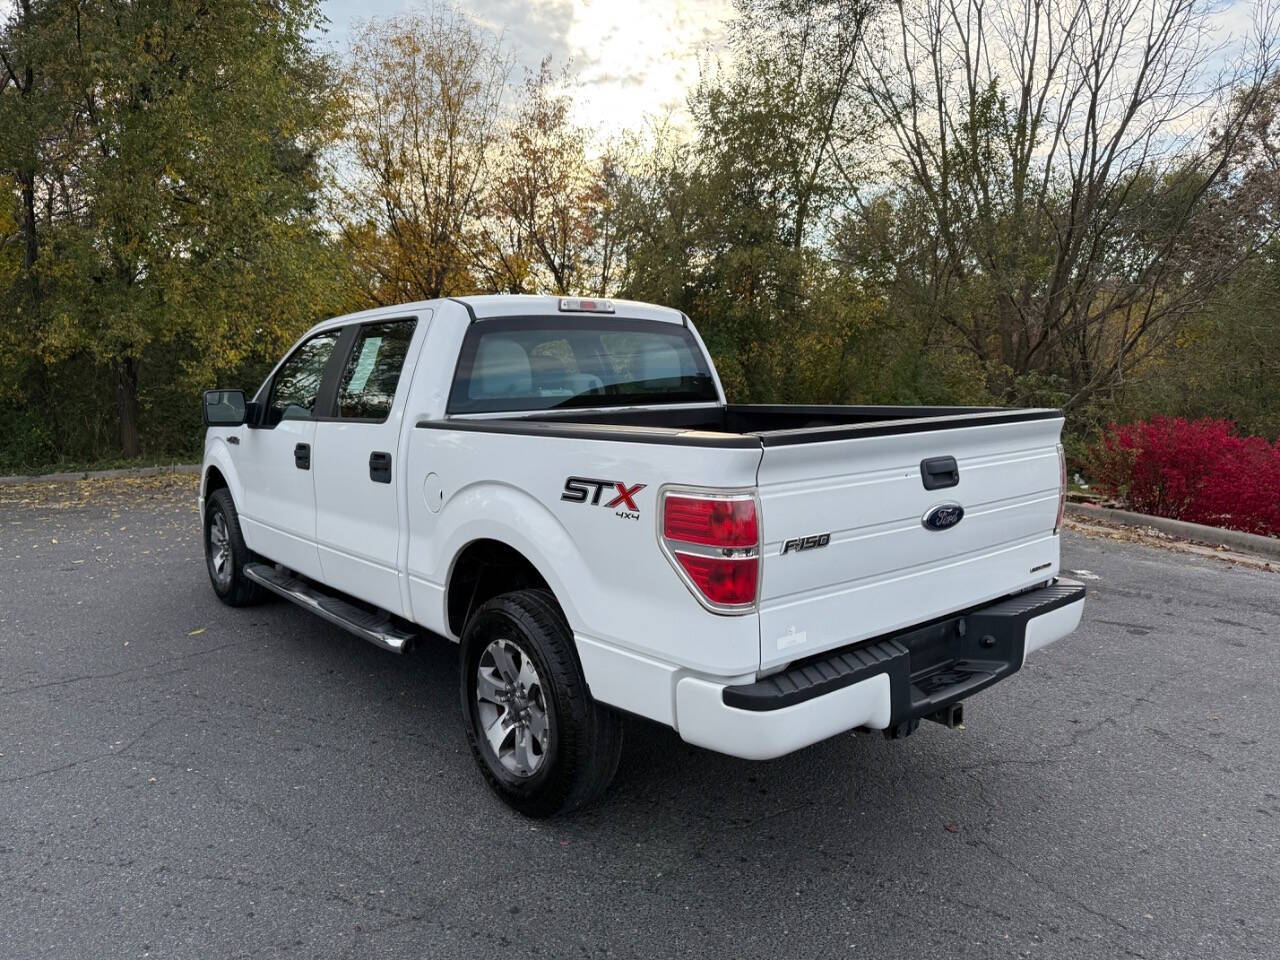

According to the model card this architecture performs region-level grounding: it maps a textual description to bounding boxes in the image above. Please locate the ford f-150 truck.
[200,295,1085,816]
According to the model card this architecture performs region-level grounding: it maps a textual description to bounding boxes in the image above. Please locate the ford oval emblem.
[923,503,964,531]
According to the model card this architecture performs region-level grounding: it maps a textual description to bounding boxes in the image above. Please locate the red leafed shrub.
[1087,417,1280,537]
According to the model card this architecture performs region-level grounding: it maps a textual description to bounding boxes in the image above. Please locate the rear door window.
[335,319,417,421]
[448,316,717,414]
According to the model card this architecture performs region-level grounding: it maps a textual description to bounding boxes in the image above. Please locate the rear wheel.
[204,488,263,607]
[460,589,622,817]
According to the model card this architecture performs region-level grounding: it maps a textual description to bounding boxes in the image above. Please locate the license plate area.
[898,612,1020,713]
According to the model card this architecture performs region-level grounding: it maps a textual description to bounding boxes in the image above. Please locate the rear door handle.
[294,442,311,470]
[920,456,959,490]
[369,451,392,484]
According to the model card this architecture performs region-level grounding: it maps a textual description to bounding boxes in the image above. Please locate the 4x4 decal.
[561,477,647,516]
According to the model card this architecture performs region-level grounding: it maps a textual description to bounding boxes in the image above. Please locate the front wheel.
[204,488,263,607]
[460,590,622,817]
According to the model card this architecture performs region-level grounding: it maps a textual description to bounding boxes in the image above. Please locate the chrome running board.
[244,562,415,654]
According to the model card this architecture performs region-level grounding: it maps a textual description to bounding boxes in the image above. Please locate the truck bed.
[419,403,1063,446]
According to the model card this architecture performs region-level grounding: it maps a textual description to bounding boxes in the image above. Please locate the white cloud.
[321,0,734,136]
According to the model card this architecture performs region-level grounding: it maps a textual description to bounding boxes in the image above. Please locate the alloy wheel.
[208,510,232,587]
[474,637,550,777]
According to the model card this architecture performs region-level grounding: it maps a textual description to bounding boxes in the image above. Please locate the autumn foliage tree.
[335,6,509,304]
[616,0,881,401]
[477,61,616,296]
[3,0,1280,470]
[1087,417,1280,535]
[852,0,1280,410]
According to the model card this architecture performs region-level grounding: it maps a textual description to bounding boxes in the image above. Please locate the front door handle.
[294,442,311,470]
[369,451,392,484]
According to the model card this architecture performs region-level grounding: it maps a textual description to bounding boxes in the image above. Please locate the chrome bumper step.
[244,562,415,654]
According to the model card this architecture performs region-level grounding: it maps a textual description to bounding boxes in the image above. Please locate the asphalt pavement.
[2,476,1277,960]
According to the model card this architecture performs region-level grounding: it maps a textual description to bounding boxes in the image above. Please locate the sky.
[2,0,1261,137]
[317,0,736,136]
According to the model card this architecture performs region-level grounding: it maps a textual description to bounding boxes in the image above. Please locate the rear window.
[447,316,718,414]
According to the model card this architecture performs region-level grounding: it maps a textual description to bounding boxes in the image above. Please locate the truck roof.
[459,295,685,324]
[321,294,685,329]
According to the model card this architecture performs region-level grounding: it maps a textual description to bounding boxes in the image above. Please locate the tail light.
[1054,443,1066,534]
[660,490,759,612]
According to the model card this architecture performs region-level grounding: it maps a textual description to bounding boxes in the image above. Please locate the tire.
[204,488,264,607]
[460,589,622,817]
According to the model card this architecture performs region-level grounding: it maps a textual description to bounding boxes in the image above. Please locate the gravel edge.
[1066,502,1280,560]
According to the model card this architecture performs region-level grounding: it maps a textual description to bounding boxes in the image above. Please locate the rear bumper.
[674,578,1085,760]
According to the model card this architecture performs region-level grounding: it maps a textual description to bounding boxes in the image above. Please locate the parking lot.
[2,475,1277,959]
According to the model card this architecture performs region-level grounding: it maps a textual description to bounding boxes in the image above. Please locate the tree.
[1,0,345,459]
[336,6,510,304]
[617,0,880,400]
[854,0,1280,408]
[1128,238,1280,440]
[478,61,615,296]
[0,1,42,286]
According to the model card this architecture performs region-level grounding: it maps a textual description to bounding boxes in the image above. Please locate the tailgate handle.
[920,456,959,490]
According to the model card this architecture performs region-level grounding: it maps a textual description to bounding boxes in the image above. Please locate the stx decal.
[562,477,647,512]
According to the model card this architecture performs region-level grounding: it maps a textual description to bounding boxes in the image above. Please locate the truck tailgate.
[755,415,1064,670]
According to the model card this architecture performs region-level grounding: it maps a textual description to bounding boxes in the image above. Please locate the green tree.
[1126,241,1280,440]
[617,0,880,401]
[1,0,345,460]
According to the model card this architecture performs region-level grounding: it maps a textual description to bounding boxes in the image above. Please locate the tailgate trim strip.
[752,407,1063,446]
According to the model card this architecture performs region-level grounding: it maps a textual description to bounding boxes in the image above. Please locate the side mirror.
[203,389,247,427]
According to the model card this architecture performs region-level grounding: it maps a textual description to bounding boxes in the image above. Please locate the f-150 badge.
[781,533,831,554]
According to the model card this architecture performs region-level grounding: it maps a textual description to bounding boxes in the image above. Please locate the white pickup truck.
[200,295,1084,816]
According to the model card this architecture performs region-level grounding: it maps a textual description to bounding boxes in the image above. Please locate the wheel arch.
[428,482,589,641]
[445,537,561,639]
[203,464,229,503]
[200,445,244,517]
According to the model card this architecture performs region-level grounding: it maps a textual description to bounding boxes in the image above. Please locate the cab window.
[447,316,717,414]
[335,319,417,421]
[267,330,342,423]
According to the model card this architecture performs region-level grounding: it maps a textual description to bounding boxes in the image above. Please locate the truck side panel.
[402,426,764,718]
